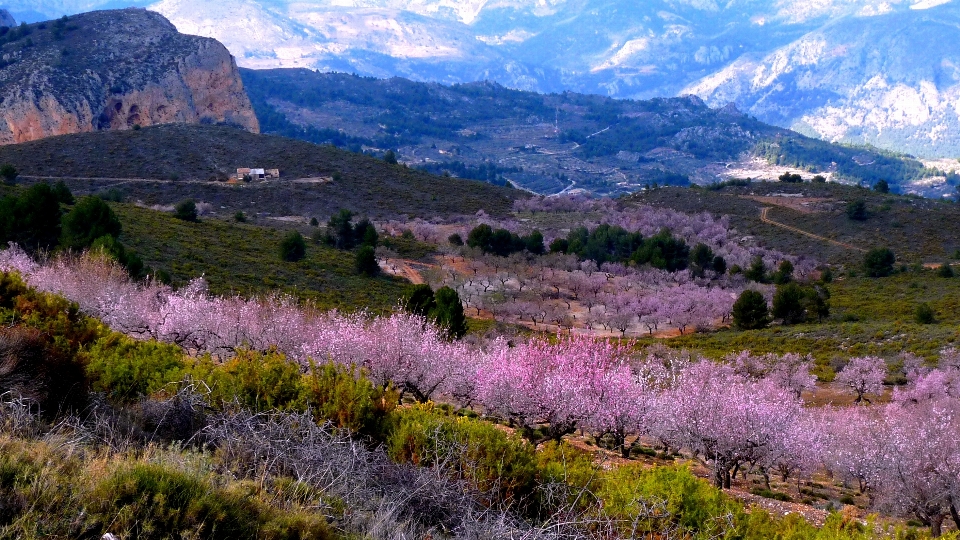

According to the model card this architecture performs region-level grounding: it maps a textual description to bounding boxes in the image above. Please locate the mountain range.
[7,0,960,158]
[120,0,960,158]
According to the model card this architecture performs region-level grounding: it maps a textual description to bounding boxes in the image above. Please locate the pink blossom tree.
[475,336,624,442]
[729,351,817,398]
[836,356,888,404]
[876,393,960,536]
[585,365,651,458]
[652,361,804,488]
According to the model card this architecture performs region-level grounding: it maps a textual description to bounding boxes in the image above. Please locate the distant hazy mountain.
[11,0,960,156]
[686,3,960,158]
[240,68,936,197]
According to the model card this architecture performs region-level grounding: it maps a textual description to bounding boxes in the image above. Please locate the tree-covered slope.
[240,68,934,195]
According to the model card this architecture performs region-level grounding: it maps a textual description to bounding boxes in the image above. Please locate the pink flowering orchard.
[4,244,960,535]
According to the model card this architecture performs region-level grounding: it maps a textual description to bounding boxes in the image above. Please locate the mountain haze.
[9,0,960,156]
[687,3,960,158]
[241,68,939,197]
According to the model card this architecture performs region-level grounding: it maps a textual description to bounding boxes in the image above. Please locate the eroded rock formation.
[0,8,258,145]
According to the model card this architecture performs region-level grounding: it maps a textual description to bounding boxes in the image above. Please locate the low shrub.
[0,437,333,540]
[91,463,333,540]
[280,231,306,262]
[301,361,397,436]
[86,334,187,403]
[0,272,103,348]
[864,247,896,278]
[196,350,305,412]
[847,200,868,221]
[915,303,936,324]
[0,326,88,415]
[385,405,537,502]
[0,273,113,416]
[534,440,601,514]
[599,465,743,537]
[174,199,198,222]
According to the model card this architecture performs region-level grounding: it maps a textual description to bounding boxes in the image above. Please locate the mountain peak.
[0,8,258,145]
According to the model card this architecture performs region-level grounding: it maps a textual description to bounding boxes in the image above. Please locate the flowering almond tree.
[475,336,623,442]
[836,356,887,404]
[652,362,804,488]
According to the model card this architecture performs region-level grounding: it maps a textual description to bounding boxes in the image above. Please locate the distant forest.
[241,69,553,148]
[416,161,521,187]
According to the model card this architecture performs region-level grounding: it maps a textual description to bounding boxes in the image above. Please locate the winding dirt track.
[759,207,866,252]
[380,258,427,285]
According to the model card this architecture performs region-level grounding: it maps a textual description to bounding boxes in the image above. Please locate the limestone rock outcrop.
[0,8,258,145]
[0,10,15,28]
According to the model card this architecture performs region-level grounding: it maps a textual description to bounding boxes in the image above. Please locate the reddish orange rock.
[0,8,259,145]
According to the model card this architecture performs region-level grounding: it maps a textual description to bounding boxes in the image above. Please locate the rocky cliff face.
[0,10,15,27]
[0,9,258,145]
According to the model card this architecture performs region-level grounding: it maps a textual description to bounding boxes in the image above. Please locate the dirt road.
[760,207,866,252]
[380,258,427,285]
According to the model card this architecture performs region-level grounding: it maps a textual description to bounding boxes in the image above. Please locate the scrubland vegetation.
[631,182,960,265]
[115,204,409,311]
[0,124,519,219]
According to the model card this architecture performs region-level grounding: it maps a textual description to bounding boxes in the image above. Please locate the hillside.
[113,203,413,312]
[241,68,935,196]
[0,123,520,219]
[627,182,960,267]
[0,9,258,145]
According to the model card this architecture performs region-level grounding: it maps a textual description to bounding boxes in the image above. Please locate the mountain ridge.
[240,67,944,197]
[685,2,960,158]
[9,0,960,156]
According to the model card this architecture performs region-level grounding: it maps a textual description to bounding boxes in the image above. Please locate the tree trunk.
[949,496,960,532]
[617,434,631,459]
[929,513,944,538]
[715,461,733,489]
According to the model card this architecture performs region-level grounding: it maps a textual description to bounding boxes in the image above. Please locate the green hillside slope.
[0,124,520,219]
